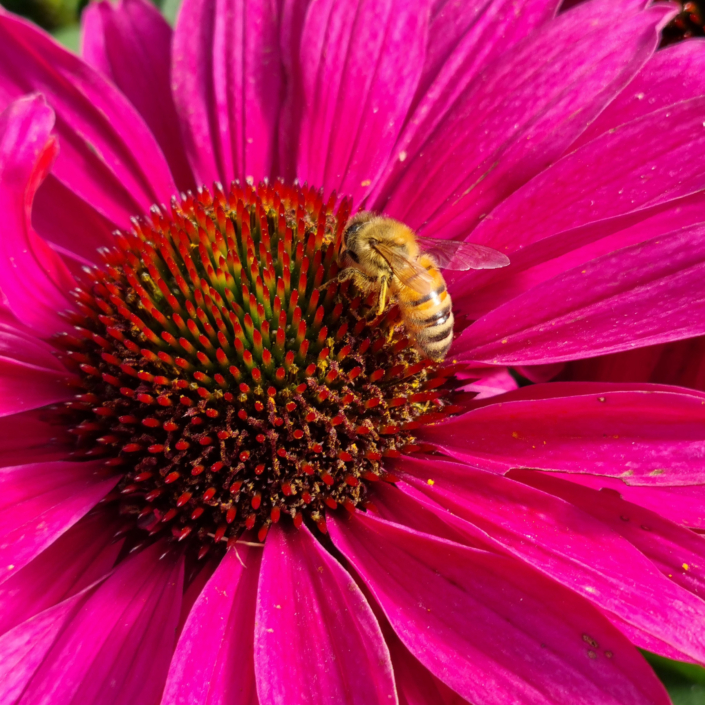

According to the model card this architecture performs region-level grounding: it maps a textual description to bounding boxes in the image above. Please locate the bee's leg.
[321,267,360,288]
[376,277,389,316]
[323,268,379,295]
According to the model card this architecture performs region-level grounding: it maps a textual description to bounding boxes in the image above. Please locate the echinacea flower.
[1,0,705,703]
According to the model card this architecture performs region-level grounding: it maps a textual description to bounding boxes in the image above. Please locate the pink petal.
[576,39,705,146]
[369,0,559,209]
[176,558,218,637]
[172,0,283,186]
[512,470,705,602]
[19,541,184,705]
[387,629,469,705]
[255,524,395,705]
[0,95,76,336]
[81,0,194,191]
[370,477,467,543]
[418,386,705,483]
[563,336,705,393]
[0,315,67,372]
[329,511,669,705]
[295,0,430,204]
[0,409,73,468]
[0,10,177,227]
[0,460,118,584]
[276,0,313,180]
[465,94,705,263]
[0,588,96,705]
[454,187,705,321]
[0,357,74,418]
[0,507,122,636]
[459,379,705,406]
[32,176,116,267]
[419,0,559,99]
[395,455,705,663]
[454,224,705,365]
[558,474,705,530]
[162,544,261,705]
[460,366,518,399]
[379,3,672,239]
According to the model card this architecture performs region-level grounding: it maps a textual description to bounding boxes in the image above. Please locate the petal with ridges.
[0,321,66,373]
[380,4,672,239]
[32,176,116,268]
[369,0,559,210]
[276,0,313,180]
[512,471,705,601]
[453,189,705,321]
[454,224,705,365]
[387,629,468,705]
[18,542,184,705]
[556,474,705,530]
[0,587,97,705]
[255,524,396,705]
[0,409,73,468]
[81,0,194,191]
[296,0,430,203]
[161,544,261,705]
[576,39,705,145]
[394,456,705,664]
[459,96,705,267]
[172,0,282,186]
[0,460,118,585]
[419,387,705,484]
[329,511,670,705]
[0,507,122,636]
[0,357,74,419]
[419,0,559,99]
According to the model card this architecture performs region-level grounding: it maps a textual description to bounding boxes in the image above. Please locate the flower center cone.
[58,180,461,555]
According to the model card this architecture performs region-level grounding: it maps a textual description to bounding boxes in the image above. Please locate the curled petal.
[0,10,177,226]
[0,95,75,336]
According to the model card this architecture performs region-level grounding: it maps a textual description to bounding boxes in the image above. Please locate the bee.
[332,211,510,361]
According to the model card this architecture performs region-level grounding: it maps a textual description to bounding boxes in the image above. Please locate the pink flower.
[0,0,704,703]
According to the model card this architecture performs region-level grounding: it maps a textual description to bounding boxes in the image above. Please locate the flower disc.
[59,180,459,553]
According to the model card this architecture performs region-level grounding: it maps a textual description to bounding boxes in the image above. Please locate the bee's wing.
[416,235,510,271]
[373,243,435,295]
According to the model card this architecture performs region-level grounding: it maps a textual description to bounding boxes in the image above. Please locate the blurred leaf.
[52,22,80,52]
[160,0,181,25]
[643,652,705,705]
[0,0,81,29]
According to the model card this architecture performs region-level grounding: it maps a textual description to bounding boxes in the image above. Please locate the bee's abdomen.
[400,264,454,361]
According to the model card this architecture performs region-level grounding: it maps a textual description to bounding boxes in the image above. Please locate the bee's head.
[343,211,375,246]
[342,212,390,267]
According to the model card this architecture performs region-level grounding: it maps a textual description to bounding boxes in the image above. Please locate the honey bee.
[332,212,510,361]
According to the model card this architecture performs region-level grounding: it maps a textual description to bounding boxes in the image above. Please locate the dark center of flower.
[57,181,460,555]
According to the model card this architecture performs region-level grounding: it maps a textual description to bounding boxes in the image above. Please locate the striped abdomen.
[394,255,454,361]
